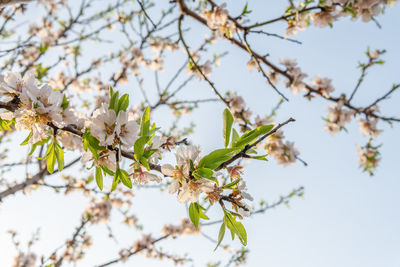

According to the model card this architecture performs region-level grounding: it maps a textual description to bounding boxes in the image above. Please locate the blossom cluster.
[285,0,397,37]
[83,198,112,223]
[161,145,216,203]
[162,218,201,237]
[201,3,238,38]
[280,58,308,95]
[357,142,380,175]
[12,252,36,267]
[226,92,252,123]
[324,100,354,134]
[0,68,273,250]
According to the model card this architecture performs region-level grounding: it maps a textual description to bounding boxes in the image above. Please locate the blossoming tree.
[0,0,399,266]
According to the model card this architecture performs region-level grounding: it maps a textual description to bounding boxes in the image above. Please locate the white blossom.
[358,118,381,138]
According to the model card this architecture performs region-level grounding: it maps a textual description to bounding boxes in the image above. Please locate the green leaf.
[343,6,356,17]
[246,148,257,154]
[95,167,103,190]
[143,148,158,159]
[140,107,150,137]
[109,87,119,111]
[134,136,148,158]
[215,222,226,250]
[139,156,150,171]
[44,138,64,173]
[35,64,50,81]
[54,141,64,171]
[189,160,195,172]
[101,165,114,176]
[116,93,129,114]
[198,148,239,170]
[223,108,234,148]
[240,2,252,16]
[119,168,132,188]
[224,211,247,246]
[189,203,200,228]
[46,142,56,173]
[82,129,105,159]
[38,45,48,53]
[198,206,209,220]
[234,220,247,246]
[28,137,50,156]
[0,118,13,131]
[192,167,213,179]
[232,124,274,148]
[222,179,241,189]
[251,154,268,161]
[61,94,69,110]
[193,167,218,184]
[20,132,32,146]
[231,128,239,147]
[111,171,120,192]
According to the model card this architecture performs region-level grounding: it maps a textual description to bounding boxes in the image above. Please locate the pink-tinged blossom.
[324,100,354,135]
[280,58,307,95]
[358,118,381,138]
[311,76,335,98]
[12,252,36,267]
[357,143,380,175]
[131,166,162,184]
[201,2,237,38]
[83,198,112,223]
[264,129,300,166]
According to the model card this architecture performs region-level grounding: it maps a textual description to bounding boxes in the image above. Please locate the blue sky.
[0,1,400,266]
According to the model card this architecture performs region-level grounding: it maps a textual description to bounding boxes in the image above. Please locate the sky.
[0,1,400,267]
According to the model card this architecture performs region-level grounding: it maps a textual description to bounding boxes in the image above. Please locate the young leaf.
[95,167,103,191]
[20,132,32,146]
[189,202,200,228]
[82,129,105,159]
[61,94,69,110]
[134,136,148,158]
[111,171,120,192]
[231,128,239,147]
[46,142,56,173]
[139,156,150,171]
[215,222,226,250]
[116,93,129,114]
[240,2,252,17]
[29,137,50,156]
[198,148,239,170]
[250,154,268,161]
[198,207,209,220]
[101,165,114,176]
[192,167,214,179]
[224,211,247,246]
[222,179,241,189]
[0,118,13,131]
[223,108,234,148]
[140,107,150,136]
[232,124,273,148]
[119,168,132,188]
[55,141,64,171]
[109,87,119,111]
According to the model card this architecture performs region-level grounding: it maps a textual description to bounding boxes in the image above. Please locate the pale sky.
[0,1,399,267]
